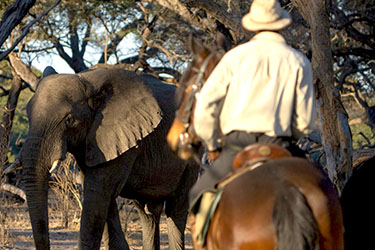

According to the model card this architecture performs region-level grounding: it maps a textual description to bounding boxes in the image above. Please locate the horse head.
[167,34,230,161]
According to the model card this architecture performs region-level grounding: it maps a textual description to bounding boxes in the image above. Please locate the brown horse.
[167,36,344,250]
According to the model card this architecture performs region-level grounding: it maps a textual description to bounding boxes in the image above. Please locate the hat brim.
[242,9,292,31]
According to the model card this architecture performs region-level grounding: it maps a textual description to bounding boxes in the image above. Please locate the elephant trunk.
[22,138,51,249]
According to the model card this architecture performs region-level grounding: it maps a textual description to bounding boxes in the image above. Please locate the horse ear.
[188,35,206,57]
[216,33,232,52]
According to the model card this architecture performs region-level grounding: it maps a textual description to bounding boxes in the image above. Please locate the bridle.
[175,52,216,162]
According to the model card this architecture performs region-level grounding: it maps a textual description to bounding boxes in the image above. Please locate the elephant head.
[21,67,165,249]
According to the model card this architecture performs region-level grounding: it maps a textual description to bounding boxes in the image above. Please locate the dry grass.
[49,154,83,230]
[0,155,193,249]
[0,191,29,249]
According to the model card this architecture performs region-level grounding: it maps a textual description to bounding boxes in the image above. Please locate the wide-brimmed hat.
[242,0,292,32]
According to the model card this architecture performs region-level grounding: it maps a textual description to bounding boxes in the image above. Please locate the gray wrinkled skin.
[21,68,199,250]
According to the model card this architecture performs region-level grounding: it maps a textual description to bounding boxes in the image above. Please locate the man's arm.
[193,55,232,151]
[292,59,317,139]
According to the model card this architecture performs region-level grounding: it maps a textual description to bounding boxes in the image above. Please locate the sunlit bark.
[291,0,352,191]
[8,53,38,90]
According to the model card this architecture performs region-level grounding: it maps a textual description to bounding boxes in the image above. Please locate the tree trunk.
[291,0,353,191]
[0,67,22,173]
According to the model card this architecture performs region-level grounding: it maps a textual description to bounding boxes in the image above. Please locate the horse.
[341,155,375,250]
[167,35,344,250]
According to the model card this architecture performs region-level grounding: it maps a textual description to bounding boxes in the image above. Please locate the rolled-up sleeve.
[193,57,232,151]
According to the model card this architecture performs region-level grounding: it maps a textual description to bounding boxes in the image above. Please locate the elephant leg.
[79,183,110,249]
[79,161,134,250]
[134,200,163,250]
[165,199,187,250]
[165,164,199,250]
[102,198,130,250]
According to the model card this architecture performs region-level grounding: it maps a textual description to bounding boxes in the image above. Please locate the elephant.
[20,67,199,250]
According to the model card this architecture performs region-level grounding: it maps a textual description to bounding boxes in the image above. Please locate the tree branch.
[185,0,250,43]
[0,0,36,49]
[149,0,217,35]
[97,21,139,64]
[0,183,26,201]
[8,52,38,90]
[0,0,61,61]
[329,5,375,49]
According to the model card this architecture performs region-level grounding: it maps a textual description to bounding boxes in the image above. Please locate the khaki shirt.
[193,31,317,151]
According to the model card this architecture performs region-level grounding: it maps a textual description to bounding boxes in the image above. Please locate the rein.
[176,52,216,125]
[176,53,214,127]
[175,52,216,163]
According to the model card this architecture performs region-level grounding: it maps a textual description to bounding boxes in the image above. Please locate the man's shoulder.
[288,46,309,60]
[286,46,311,68]
[223,41,255,58]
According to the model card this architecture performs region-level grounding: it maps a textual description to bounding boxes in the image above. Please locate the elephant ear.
[84,69,163,166]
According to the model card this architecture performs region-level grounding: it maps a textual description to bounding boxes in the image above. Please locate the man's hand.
[207,149,221,162]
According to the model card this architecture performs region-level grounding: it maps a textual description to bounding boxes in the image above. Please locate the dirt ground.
[0,194,194,250]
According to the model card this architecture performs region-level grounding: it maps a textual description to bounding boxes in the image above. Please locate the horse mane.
[272,179,320,250]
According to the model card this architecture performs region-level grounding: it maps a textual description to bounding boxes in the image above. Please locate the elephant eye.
[65,114,77,128]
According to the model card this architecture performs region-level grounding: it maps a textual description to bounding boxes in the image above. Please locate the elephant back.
[141,74,177,129]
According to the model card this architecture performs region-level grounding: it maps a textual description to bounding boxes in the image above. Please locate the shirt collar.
[251,31,287,44]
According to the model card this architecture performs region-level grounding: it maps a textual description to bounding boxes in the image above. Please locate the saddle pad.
[191,161,265,247]
[193,188,224,247]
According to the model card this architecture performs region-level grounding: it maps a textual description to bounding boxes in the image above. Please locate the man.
[190,0,317,208]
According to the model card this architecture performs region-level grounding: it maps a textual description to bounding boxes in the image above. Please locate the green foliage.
[351,123,375,149]
[8,88,32,152]
[0,61,33,161]
[0,0,13,16]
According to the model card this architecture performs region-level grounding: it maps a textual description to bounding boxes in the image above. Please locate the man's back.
[200,31,315,139]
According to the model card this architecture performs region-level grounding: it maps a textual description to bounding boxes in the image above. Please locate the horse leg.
[133,200,163,250]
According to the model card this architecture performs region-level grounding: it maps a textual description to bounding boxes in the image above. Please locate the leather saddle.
[232,143,292,170]
[192,143,292,248]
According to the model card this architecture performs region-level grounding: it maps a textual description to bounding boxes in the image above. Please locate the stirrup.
[191,189,224,247]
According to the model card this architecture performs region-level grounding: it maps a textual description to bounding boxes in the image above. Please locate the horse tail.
[272,180,320,250]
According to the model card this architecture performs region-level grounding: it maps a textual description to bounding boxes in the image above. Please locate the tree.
[289,0,352,191]
[0,63,22,175]
[1,0,375,191]
[329,0,375,136]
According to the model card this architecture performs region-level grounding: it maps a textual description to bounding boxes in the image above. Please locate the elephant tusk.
[3,158,22,175]
[50,160,62,174]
